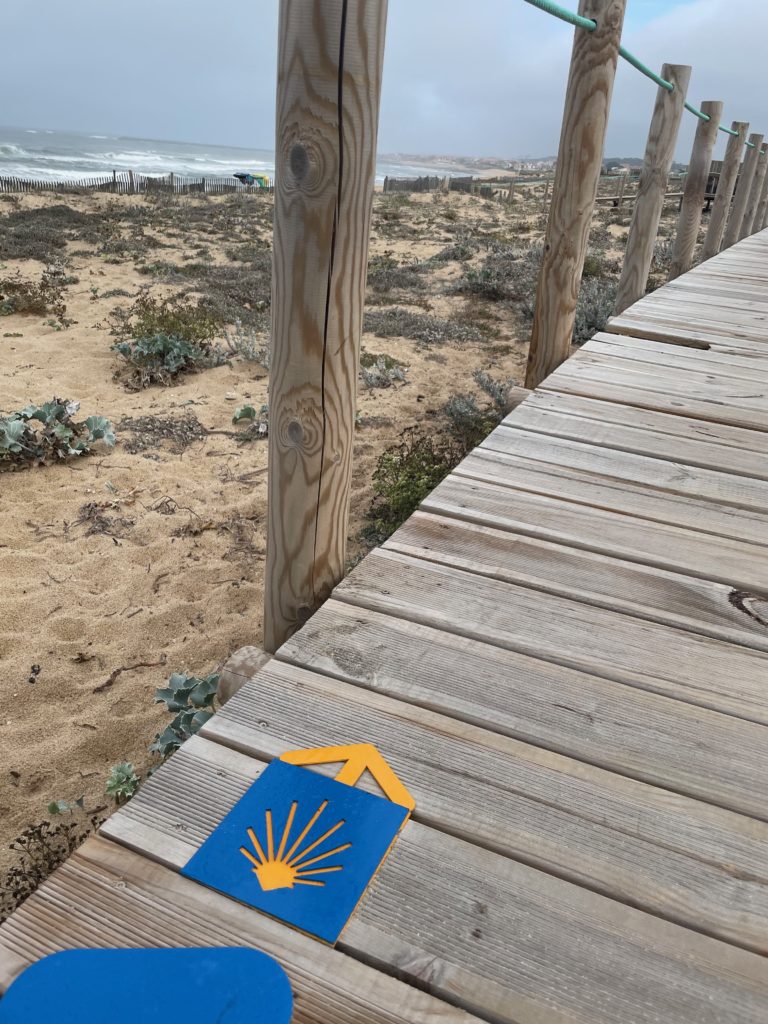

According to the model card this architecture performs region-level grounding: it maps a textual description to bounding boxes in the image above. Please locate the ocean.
[0,126,467,184]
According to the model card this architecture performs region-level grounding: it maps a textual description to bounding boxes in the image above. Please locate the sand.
[0,188,531,883]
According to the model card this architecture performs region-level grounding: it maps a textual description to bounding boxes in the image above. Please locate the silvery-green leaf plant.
[0,397,115,470]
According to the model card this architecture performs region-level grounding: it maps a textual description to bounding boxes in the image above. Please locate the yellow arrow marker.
[280,743,415,811]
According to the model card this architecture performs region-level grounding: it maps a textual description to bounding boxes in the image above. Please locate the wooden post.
[701,121,748,259]
[666,100,723,281]
[525,0,626,390]
[722,132,764,249]
[263,0,387,653]
[128,169,135,194]
[541,174,551,212]
[757,160,768,231]
[740,145,768,237]
[614,63,690,314]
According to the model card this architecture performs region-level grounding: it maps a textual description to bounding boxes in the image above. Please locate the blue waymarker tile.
[182,759,409,944]
[0,947,293,1023]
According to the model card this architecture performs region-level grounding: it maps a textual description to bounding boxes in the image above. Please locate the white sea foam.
[0,127,464,185]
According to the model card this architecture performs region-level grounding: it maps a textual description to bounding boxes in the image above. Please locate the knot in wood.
[280,125,334,196]
[276,399,323,456]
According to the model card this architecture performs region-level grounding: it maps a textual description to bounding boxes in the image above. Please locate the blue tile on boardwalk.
[0,948,293,1023]
[182,759,409,944]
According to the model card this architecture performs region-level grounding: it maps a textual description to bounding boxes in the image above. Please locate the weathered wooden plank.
[387,510,768,652]
[483,423,768,514]
[199,665,768,951]
[426,470,768,593]
[606,312,768,353]
[102,737,768,1022]
[331,548,768,724]
[0,836,476,1024]
[584,335,768,382]
[542,358,768,431]
[458,446,768,549]
[280,599,768,820]
[635,294,768,331]
[506,390,768,478]
[561,350,768,405]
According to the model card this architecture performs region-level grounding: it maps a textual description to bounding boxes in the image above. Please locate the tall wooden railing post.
[525,0,626,390]
[701,121,748,259]
[723,132,764,249]
[263,0,388,653]
[667,100,723,280]
[753,153,768,232]
[740,146,768,237]
[614,63,690,314]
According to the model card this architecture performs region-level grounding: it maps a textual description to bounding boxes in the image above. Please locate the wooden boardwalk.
[2,232,768,1022]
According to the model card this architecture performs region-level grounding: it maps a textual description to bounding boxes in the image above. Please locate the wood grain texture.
[514,377,768,477]
[102,737,768,1022]
[458,445,768,555]
[615,64,690,312]
[589,332,768,378]
[667,100,723,281]
[264,0,387,651]
[426,469,768,594]
[218,645,271,703]
[0,836,478,1024]
[723,133,765,249]
[741,147,768,238]
[482,422,768,515]
[200,662,768,952]
[543,353,768,432]
[525,0,626,388]
[387,509,768,652]
[280,599,768,821]
[331,548,768,724]
[758,161,768,231]
[702,122,749,259]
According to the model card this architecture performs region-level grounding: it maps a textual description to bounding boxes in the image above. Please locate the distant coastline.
[0,126,518,185]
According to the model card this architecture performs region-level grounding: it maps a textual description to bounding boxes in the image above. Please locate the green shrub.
[113,332,227,389]
[113,292,222,344]
[360,352,407,389]
[443,369,515,448]
[366,252,426,298]
[363,427,465,543]
[0,267,67,320]
[224,319,270,366]
[428,237,479,263]
[453,242,542,308]
[363,307,487,345]
[573,277,618,344]
[0,399,115,471]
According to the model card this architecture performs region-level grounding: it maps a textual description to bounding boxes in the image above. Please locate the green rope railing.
[521,0,596,31]
[522,0,753,143]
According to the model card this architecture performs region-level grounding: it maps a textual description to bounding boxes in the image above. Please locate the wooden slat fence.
[0,172,275,196]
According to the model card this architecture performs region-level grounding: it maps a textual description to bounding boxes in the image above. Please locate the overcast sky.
[2,0,765,161]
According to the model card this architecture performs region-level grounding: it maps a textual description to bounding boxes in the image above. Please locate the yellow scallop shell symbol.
[239,799,351,892]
